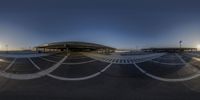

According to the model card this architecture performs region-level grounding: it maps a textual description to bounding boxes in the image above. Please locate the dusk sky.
[0,0,200,50]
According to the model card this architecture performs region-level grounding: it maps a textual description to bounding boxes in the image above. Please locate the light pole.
[179,40,182,48]
[5,44,8,54]
[64,44,68,54]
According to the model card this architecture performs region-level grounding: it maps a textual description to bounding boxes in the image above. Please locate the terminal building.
[142,48,197,53]
[35,41,116,54]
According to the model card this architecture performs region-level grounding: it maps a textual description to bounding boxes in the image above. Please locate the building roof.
[36,41,115,50]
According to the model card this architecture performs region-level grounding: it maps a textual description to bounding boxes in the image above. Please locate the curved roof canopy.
[36,41,115,50]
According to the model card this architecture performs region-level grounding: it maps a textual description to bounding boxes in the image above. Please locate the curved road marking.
[150,59,185,66]
[0,56,68,80]
[183,54,200,62]
[84,53,166,64]
[31,55,112,81]
[182,54,200,63]
[132,54,200,82]
[47,63,113,81]
[0,53,50,58]
[155,57,178,59]
[48,55,64,59]
[40,57,97,65]
[134,57,162,64]
[67,56,89,59]
[62,60,96,65]
[39,57,57,63]
[192,57,200,62]
[133,61,200,82]
[1,53,200,82]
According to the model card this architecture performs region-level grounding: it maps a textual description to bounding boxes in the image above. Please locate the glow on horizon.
[0,18,200,50]
[0,42,24,51]
[197,44,200,51]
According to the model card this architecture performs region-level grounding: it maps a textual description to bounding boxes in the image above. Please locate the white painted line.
[28,58,41,70]
[48,55,63,59]
[0,56,68,80]
[39,57,57,63]
[133,62,200,82]
[47,63,113,81]
[84,53,166,64]
[0,53,50,58]
[62,60,96,65]
[188,53,200,57]
[100,63,113,72]
[4,58,16,71]
[40,57,97,65]
[150,59,185,66]
[156,57,178,59]
[68,56,89,59]
[176,53,186,64]
[134,56,161,64]
[192,57,200,62]
[47,72,101,81]
[0,58,12,63]
[182,54,200,62]
[52,54,88,60]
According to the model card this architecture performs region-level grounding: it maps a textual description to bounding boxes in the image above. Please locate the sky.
[0,0,200,50]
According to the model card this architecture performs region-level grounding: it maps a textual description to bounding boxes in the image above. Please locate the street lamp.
[179,40,183,48]
[5,44,8,53]
[64,44,68,53]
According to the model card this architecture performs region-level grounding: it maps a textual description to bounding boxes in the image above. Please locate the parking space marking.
[175,53,186,64]
[68,56,89,59]
[0,56,68,80]
[0,53,50,58]
[150,59,185,66]
[192,57,200,62]
[39,57,57,63]
[29,54,113,81]
[1,52,199,82]
[133,62,200,82]
[47,63,113,81]
[84,53,166,64]
[0,58,12,63]
[40,56,97,65]
[48,55,64,59]
[62,60,97,65]
[188,53,200,57]
[4,58,16,72]
[28,58,41,70]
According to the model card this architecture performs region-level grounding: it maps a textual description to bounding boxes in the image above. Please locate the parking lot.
[0,52,200,100]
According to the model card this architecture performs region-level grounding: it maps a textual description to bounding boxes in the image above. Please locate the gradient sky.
[0,0,200,50]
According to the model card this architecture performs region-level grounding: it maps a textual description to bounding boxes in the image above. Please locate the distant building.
[142,48,197,53]
[35,41,116,54]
